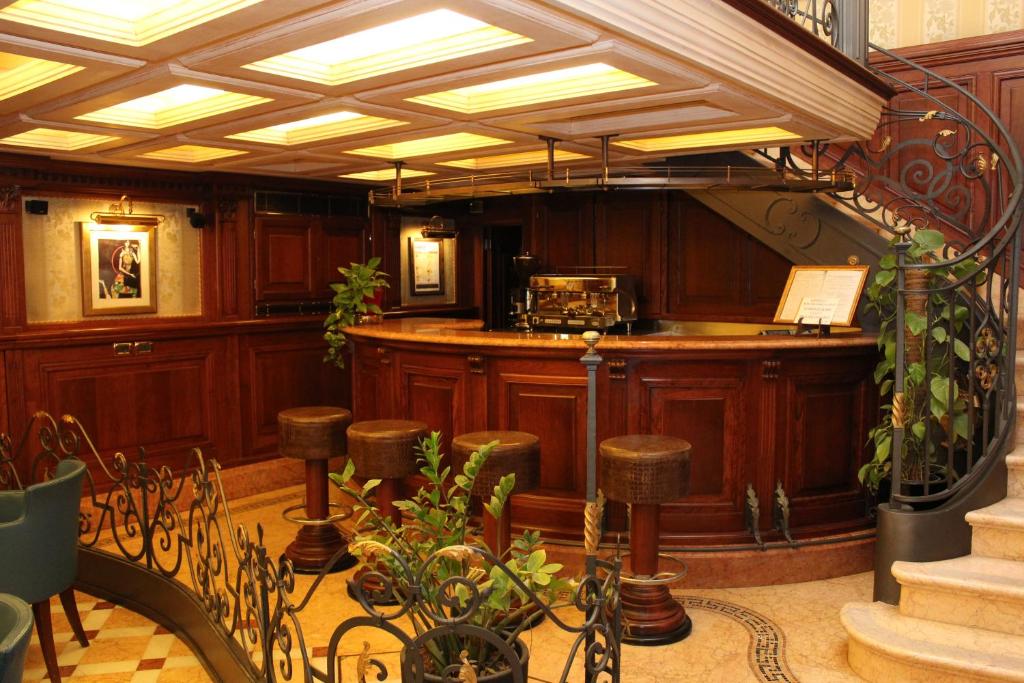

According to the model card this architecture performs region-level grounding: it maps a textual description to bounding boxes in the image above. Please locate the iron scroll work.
[758,41,1023,508]
[1,410,621,681]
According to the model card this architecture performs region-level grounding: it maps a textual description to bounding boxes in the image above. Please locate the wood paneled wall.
[429,190,794,323]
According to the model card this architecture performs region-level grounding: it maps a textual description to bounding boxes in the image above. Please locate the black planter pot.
[408,637,530,683]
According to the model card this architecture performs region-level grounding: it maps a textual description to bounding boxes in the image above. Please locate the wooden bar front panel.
[349,336,877,546]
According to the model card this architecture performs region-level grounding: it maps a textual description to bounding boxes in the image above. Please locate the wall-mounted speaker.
[24,200,48,215]
[186,207,207,229]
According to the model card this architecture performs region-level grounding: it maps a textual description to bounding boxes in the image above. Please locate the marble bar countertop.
[344,317,877,351]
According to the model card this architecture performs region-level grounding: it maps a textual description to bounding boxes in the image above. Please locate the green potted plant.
[323,256,389,369]
[860,228,979,494]
[329,432,573,682]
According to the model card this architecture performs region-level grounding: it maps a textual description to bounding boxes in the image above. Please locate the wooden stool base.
[620,583,691,645]
[286,524,357,574]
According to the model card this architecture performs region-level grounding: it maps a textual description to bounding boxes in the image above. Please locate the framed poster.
[408,237,445,296]
[773,265,869,327]
[80,222,157,315]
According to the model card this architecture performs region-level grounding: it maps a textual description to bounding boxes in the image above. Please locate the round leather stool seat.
[452,431,540,496]
[347,419,428,479]
[599,435,691,505]
[278,406,352,460]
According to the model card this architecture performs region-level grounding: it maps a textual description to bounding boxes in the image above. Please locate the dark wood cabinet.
[255,214,367,304]
[239,329,349,459]
[18,336,235,478]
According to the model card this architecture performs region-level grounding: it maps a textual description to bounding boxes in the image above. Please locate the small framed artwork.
[80,222,157,316]
[408,236,445,296]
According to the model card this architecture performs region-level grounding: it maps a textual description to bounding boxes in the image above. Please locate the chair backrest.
[0,458,86,603]
[0,593,33,683]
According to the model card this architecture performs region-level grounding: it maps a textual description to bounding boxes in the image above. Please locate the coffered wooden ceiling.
[0,0,889,185]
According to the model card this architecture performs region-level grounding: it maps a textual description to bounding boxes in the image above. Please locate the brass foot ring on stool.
[281,503,357,574]
[605,553,691,646]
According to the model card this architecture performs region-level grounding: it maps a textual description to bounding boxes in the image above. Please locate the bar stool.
[600,434,692,645]
[278,406,356,573]
[345,419,428,603]
[347,419,429,526]
[452,431,540,557]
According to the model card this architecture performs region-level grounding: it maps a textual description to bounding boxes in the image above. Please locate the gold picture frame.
[80,222,157,316]
[408,236,445,296]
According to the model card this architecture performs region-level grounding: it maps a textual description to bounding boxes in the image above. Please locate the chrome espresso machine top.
[526,273,637,332]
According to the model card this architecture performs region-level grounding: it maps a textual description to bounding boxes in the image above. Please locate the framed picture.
[80,222,157,316]
[408,236,445,296]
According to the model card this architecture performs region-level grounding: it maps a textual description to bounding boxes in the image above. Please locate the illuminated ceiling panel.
[345,132,511,160]
[0,127,119,150]
[0,0,262,47]
[439,149,590,170]
[0,50,82,101]
[76,84,271,128]
[242,9,532,87]
[613,126,801,152]
[226,110,406,145]
[406,63,656,114]
[340,168,434,181]
[139,144,246,162]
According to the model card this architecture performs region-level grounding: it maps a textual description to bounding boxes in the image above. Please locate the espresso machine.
[526,273,638,333]
[510,252,542,331]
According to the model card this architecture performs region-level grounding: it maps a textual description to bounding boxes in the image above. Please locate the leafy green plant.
[323,256,389,368]
[860,229,979,493]
[329,432,573,677]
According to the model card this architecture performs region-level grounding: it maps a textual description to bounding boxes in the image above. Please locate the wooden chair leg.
[58,588,89,647]
[32,599,61,683]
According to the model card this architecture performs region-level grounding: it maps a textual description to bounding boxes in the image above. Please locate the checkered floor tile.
[22,591,212,682]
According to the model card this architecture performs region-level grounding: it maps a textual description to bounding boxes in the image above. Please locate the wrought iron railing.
[759,43,1023,509]
[0,409,621,682]
[764,0,839,46]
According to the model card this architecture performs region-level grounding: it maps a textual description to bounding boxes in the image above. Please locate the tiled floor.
[64,483,872,682]
[23,593,210,682]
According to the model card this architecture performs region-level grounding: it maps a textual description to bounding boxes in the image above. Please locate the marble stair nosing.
[1009,451,1024,497]
[968,497,1024,560]
[893,555,1024,636]
[842,602,1024,683]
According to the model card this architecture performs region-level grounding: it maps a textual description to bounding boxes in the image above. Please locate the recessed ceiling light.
[612,126,801,152]
[340,168,434,181]
[139,144,246,163]
[0,0,262,47]
[227,110,406,145]
[439,149,590,170]
[0,127,119,151]
[406,63,656,114]
[345,132,511,160]
[243,9,532,86]
[0,51,82,101]
[75,84,271,129]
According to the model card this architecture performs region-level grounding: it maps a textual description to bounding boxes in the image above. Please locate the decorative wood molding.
[468,355,484,374]
[0,185,20,211]
[762,360,781,380]
[608,359,627,380]
[377,346,391,366]
[869,29,1024,70]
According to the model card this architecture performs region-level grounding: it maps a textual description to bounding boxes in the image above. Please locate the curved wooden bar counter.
[346,318,878,556]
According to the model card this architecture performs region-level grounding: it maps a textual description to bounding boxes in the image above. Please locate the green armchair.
[0,458,88,682]
[0,593,32,683]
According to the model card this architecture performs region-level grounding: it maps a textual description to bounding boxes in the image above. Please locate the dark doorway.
[482,225,523,330]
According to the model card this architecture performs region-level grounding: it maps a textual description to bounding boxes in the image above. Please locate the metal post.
[579,331,603,683]
[392,160,404,201]
[541,136,557,181]
[890,238,911,506]
[837,0,869,65]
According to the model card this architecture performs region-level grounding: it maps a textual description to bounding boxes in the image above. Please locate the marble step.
[1016,355,1024,393]
[1017,399,1024,446]
[1009,451,1024,498]
[893,555,1024,636]
[968,497,1024,561]
[842,601,1024,682]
